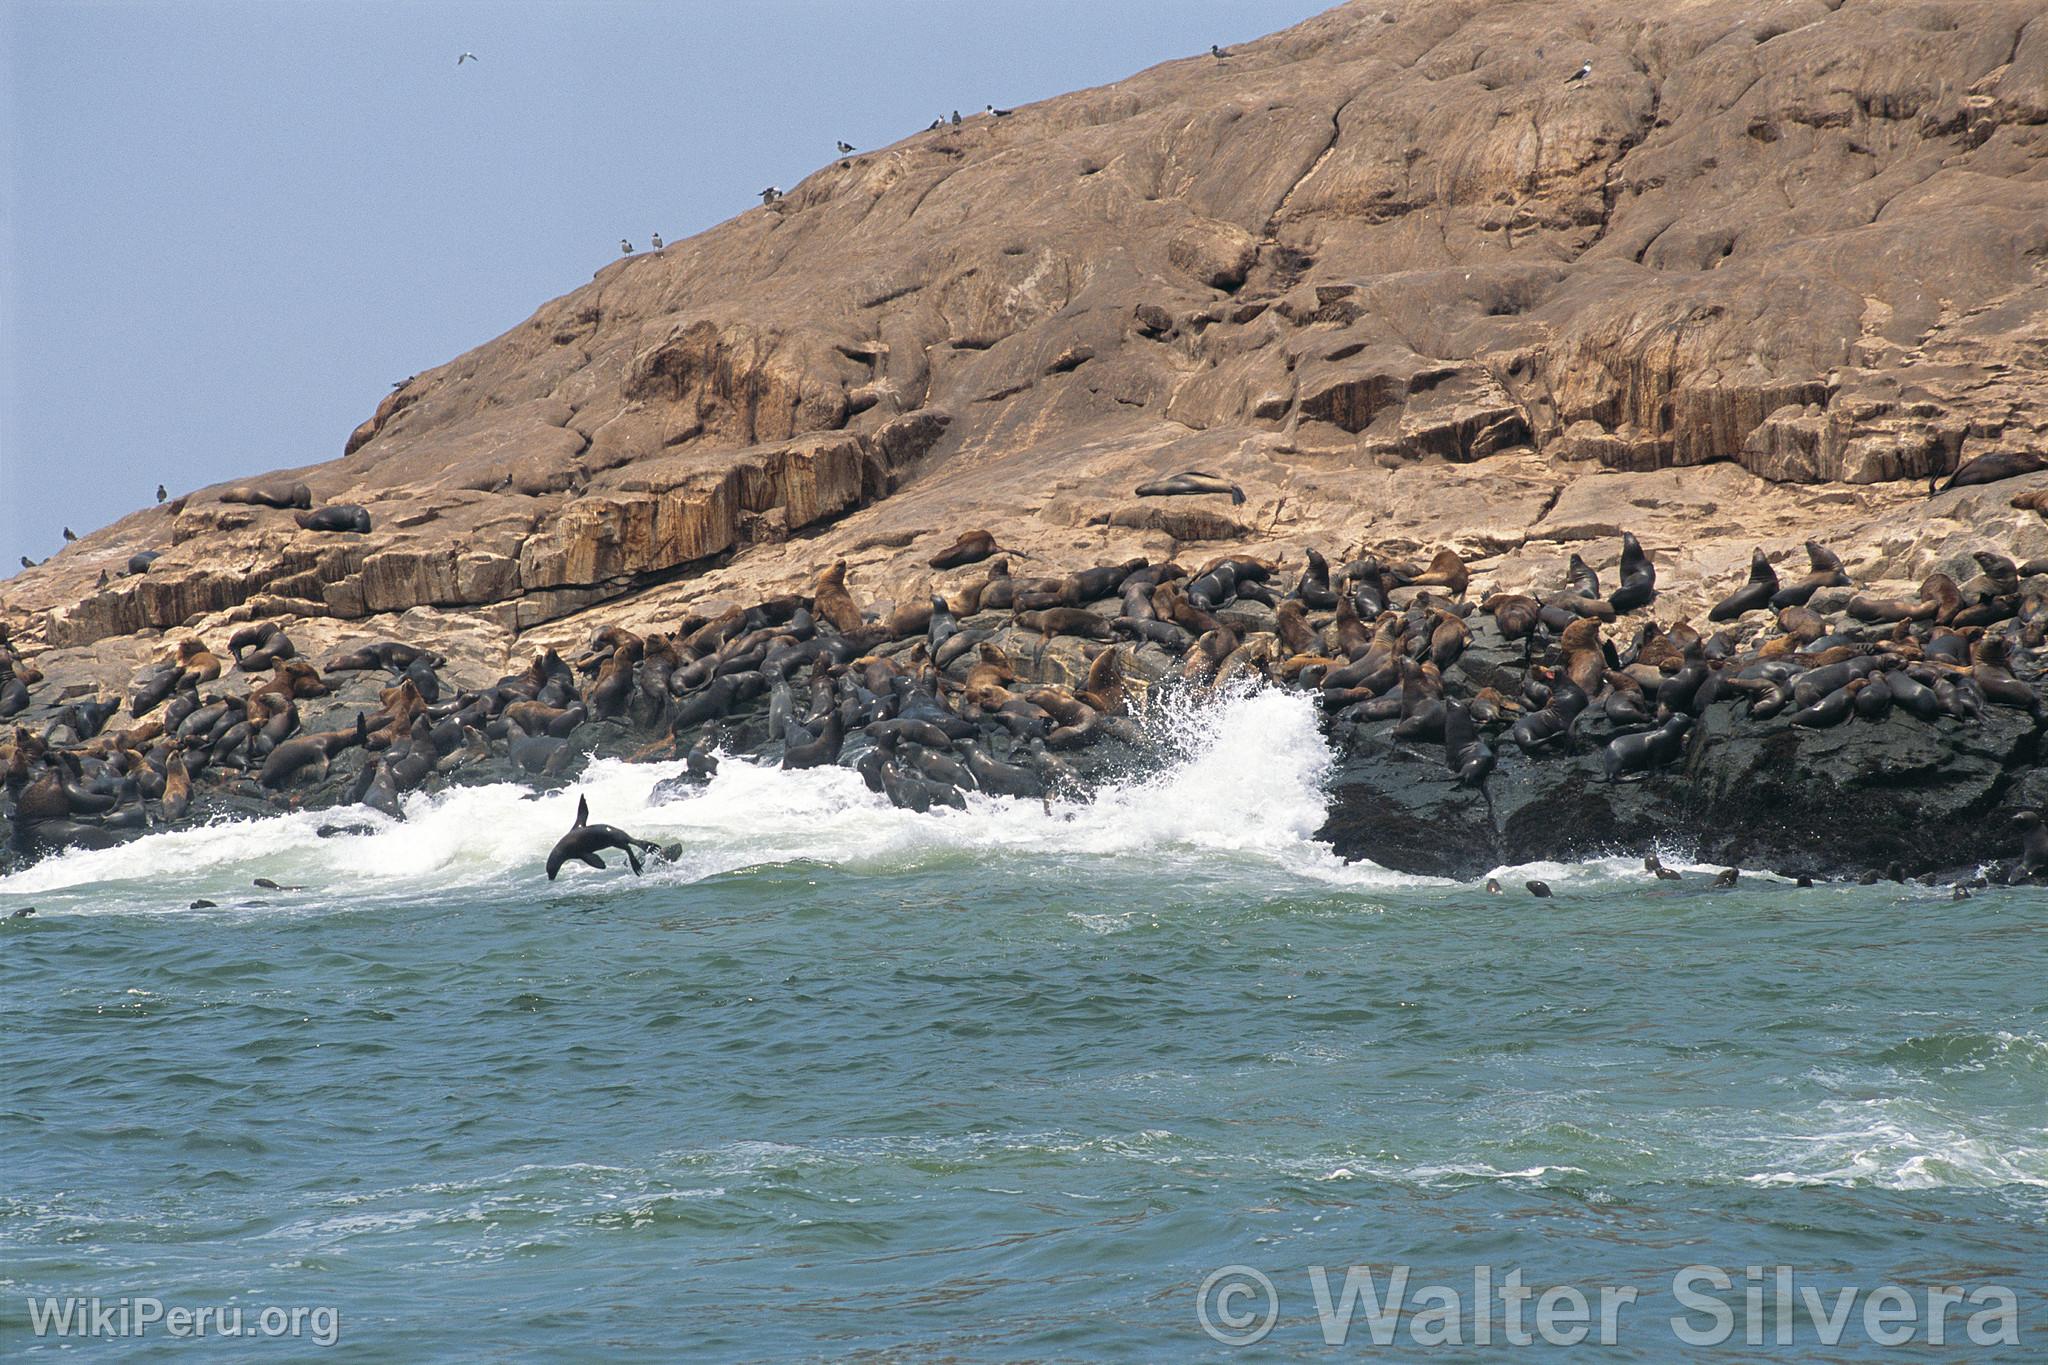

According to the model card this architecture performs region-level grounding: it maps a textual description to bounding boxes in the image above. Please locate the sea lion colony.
[6,528,2048,884]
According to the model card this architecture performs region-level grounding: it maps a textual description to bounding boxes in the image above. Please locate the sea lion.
[126,550,160,576]
[1608,532,1656,613]
[1294,548,1338,610]
[1442,699,1495,787]
[219,480,313,510]
[1712,868,1739,888]
[811,561,866,634]
[294,504,372,533]
[1604,714,1691,781]
[1134,470,1245,504]
[1409,549,1470,598]
[1644,854,1681,881]
[1526,880,1553,898]
[1708,549,1779,621]
[928,530,1001,570]
[1936,449,2048,493]
[544,795,664,879]
[2012,811,2048,877]
[1770,541,1849,608]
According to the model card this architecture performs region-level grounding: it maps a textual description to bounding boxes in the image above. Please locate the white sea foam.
[0,687,1438,912]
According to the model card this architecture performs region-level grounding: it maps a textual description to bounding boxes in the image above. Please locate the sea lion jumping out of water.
[545,795,664,880]
[1134,471,1245,505]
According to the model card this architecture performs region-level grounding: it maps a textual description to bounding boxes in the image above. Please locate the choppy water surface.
[3,692,2044,1359]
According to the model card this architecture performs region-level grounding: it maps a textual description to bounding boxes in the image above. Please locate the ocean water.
[3,690,2044,1359]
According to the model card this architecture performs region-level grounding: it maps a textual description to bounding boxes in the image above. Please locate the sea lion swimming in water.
[545,795,665,880]
[1134,471,1245,505]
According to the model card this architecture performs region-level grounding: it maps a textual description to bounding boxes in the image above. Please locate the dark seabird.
[651,232,663,249]
[950,109,961,125]
[96,570,108,589]
[836,140,855,154]
[18,556,33,570]
[928,117,942,130]
[457,51,478,65]
[61,527,76,541]
[1211,44,1230,58]
[155,483,167,503]
[987,104,1012,117]
[619,238,634,255]
[1565,61,1592,84]
[759,186,782,205]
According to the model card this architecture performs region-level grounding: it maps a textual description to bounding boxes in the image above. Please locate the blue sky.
[1,0,1334,570]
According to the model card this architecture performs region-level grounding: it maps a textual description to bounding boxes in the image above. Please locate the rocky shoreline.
[8,528,2048,890]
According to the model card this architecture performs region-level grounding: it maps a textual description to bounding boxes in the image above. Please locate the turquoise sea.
[3,692,2043,1358]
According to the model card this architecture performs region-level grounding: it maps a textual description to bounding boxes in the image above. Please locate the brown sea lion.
[1409,548,1470,598]
[1274,599,1318,655]
[928,530,1002,570]
[220,480,312,510]
[811,562,867,635]
[1135,470,1245,504]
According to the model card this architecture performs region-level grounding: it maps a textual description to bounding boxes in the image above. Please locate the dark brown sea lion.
[294,504,372,533]
[1936,450,2047,494]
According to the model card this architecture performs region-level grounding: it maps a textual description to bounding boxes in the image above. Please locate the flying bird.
[457,51,478,65]
[1566,61,1592,84]
[650,232,663,249]
[835,140,855,154]
[1211,44,1230,58]
[619,238,634,255]
[156,484,167,503]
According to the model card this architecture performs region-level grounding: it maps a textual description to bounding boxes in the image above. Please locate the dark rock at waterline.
[1317,699,2042,881]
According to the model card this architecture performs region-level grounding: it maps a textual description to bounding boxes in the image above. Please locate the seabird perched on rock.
[759,186,782,205]
[651,232,663,249]
[928,117,942,130]
[155,483,167,503]
[986,104,1012,117]
[17,556,33,570]
[457,51,478,65]
[836,140,855,154]
[619,238,634,255]
[950,109,961,125]
[61,527,76,542]
[1566,61,1592,84]
[1211,44,1230,58]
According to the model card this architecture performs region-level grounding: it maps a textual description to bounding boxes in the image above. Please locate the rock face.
[1318,700,2044,880]
[6,0,2048,858]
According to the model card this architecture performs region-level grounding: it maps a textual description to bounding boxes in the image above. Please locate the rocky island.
[7,0,2048,882]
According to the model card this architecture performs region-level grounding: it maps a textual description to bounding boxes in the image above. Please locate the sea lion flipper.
[580,851,605,870]
[626,846,644,876]
[574,795,588,828]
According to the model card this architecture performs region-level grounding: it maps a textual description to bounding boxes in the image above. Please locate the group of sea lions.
[6,524,2048,887]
